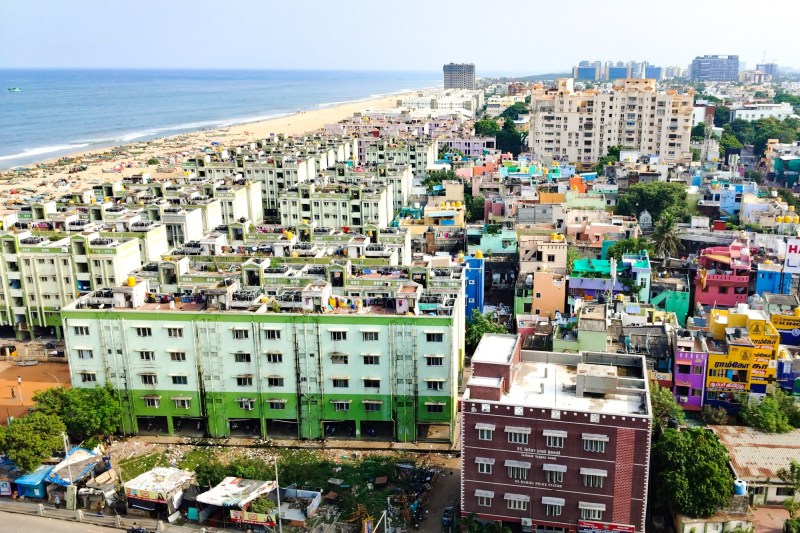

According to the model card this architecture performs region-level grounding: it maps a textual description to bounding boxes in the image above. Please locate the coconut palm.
[650,214,682,258]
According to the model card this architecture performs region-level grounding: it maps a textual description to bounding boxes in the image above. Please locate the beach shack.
[124,467,195,519]
[196,477,277,529]
[0,457,23,497]
[14,464,54,499]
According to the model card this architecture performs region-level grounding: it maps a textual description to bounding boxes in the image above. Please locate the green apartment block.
[62,275,464,443]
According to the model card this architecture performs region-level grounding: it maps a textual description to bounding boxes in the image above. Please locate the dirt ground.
[751,505,789,533]
[417,458,461,533]
[0,360,70,421]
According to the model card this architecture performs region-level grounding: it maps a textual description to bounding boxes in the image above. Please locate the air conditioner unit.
[520,518,533,527]
[678,396,688,403]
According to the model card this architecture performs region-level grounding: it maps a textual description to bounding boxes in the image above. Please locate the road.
[0,511,122,533]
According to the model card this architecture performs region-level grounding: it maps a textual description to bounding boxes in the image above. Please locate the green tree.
[739,392,793,433]
[714,105,731,127]
[421,169,458,193]
[195,459,227,489]
[249,496,277,514]
[778,460,800,519]
[500,102,529,121]
[650,214,682,258]
[651,427,734,518]
[701,404,730,425]
[649,382,686,436]
[594,145,624,174]
[474,118,500,137]
[34,385,121,442]
[466,309,508,354]
[0,412,66,472]
[726,119,756,146]
[606,238,653,261]
[465,195,484,222]
[616,181,687,221]
[775,91,800,108]
[691,148,701,162]
[496,119,524,155]
[719,133,743,159]
[566,246,579,274]
[691,122,706,141]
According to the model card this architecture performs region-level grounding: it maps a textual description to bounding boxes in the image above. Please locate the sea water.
[0,69,441,169]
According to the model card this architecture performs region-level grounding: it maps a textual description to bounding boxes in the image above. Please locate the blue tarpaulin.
[16,464,54,498]
[45,447,101,487]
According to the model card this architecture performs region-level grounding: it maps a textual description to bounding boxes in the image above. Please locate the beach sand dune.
[0,93,411,201]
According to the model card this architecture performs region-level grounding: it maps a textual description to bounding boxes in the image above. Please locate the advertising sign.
[708,381,747,390]
[124,488,165,502]
[784,238,800,274]
[578,521,635,533]
[230,510,276,527]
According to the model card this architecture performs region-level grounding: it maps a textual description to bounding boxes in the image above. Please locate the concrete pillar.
[76,510,84,521]
[37,504,44,515]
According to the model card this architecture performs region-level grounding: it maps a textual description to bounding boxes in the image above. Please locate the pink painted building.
[694,240,751,310]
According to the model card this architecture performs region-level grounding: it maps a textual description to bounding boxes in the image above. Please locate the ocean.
[0,69,441,170]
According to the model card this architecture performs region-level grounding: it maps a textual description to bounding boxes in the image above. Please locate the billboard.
[784,238,800,274]
[578,521,635,533]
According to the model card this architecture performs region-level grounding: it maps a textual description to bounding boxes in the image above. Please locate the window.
[543,464,566,483]
[136,327,152,337]
[477,423,494,441]
[425,355,444,366]
[332,378,349,388]
[174,398,191,409]
[363,355,379,365]
[167,327,183,338]
[505,494,529,511]
[265,352,283,363]
[426,403,444,413]
[333,401,350,412]
[579,503,605,521]
[476,458,494,474]
[140,351,155,361]
[692,364,704,375]
[331,354,349,364]
[171,375,188,385]
[264,329,280,340]
[363,378,380,389]
[426,332,443,343]
[581,468,607,488]
[476,491,493,507]
[267,377,284,387]
[547,254,556,262]
[141,374,157,385]
[236,376,253,387]
[543,497,565,517]
[776,487,796,497]
[78,349,93,359]
[233,329,249,339]
[544,429,566,448]
[364,401,382,412]
[238,398,255,410]
[426,380,444,391]
[505,460,531,480]
[234,352,252,363]
[143,397,160,408]
[170,352,186,362]
[74,326,89,336]
[330,331,347,341]
[268,400,286,410]
[506,426,531,445]
[362,331,379,341]
[80,372,96,383]
[583,433,609,453]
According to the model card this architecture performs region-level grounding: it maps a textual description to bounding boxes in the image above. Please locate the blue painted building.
[463,253,485,319]
[755,263,792,295]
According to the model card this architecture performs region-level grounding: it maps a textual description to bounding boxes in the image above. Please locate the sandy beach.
[0,92,411,203]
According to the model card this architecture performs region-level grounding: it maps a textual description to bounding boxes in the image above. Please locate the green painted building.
[62,276,464,443]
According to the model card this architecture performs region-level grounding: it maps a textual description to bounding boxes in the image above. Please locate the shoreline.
[0,90,420,202]
[1,85,432,172]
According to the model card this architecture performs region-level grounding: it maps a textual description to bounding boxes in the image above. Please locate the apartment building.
[731,103,796,122]
[360,137,438,177]
[62,273,464,442]
[0,231,141,339]
[694,240,750,310]
[278,180,394,229]
[529,78,693,168]
[518,234,568,274]
[328,162,413,213]
[461,335,652,533]
[443,63,476,90]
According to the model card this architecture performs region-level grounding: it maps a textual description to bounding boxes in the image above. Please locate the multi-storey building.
[63,260,466,442]
[689,55,740,82]
[443,63,476,90]
[359,137,438,178]
[731,103,796,122]
[0,231,142,339]
[529,78,693,168]
[461,335,652,533]
[694,240,750,310]
[278,179,394,229]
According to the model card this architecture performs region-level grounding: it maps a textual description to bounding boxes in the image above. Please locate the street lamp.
[16,376,22,404]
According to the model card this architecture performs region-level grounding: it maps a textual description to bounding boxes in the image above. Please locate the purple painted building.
[673,334,709,413]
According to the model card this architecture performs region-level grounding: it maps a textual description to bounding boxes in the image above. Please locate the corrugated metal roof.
[709,426,800,482]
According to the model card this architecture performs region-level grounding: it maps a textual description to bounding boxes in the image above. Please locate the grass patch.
[117,452,169,481]
[178,447,218,471]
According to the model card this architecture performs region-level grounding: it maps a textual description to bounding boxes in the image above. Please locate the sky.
[0,0,795,74]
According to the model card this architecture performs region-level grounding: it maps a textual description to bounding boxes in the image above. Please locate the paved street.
[0,511,122,533]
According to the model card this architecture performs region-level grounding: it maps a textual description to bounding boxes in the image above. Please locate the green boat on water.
[7,87,22,92]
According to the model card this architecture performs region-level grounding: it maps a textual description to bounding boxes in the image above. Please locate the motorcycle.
[128,526,148,533]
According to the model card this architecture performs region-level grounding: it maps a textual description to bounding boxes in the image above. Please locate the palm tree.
[650,214,682,258]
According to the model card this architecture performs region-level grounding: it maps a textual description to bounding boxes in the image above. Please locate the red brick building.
[461,334,652,533]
